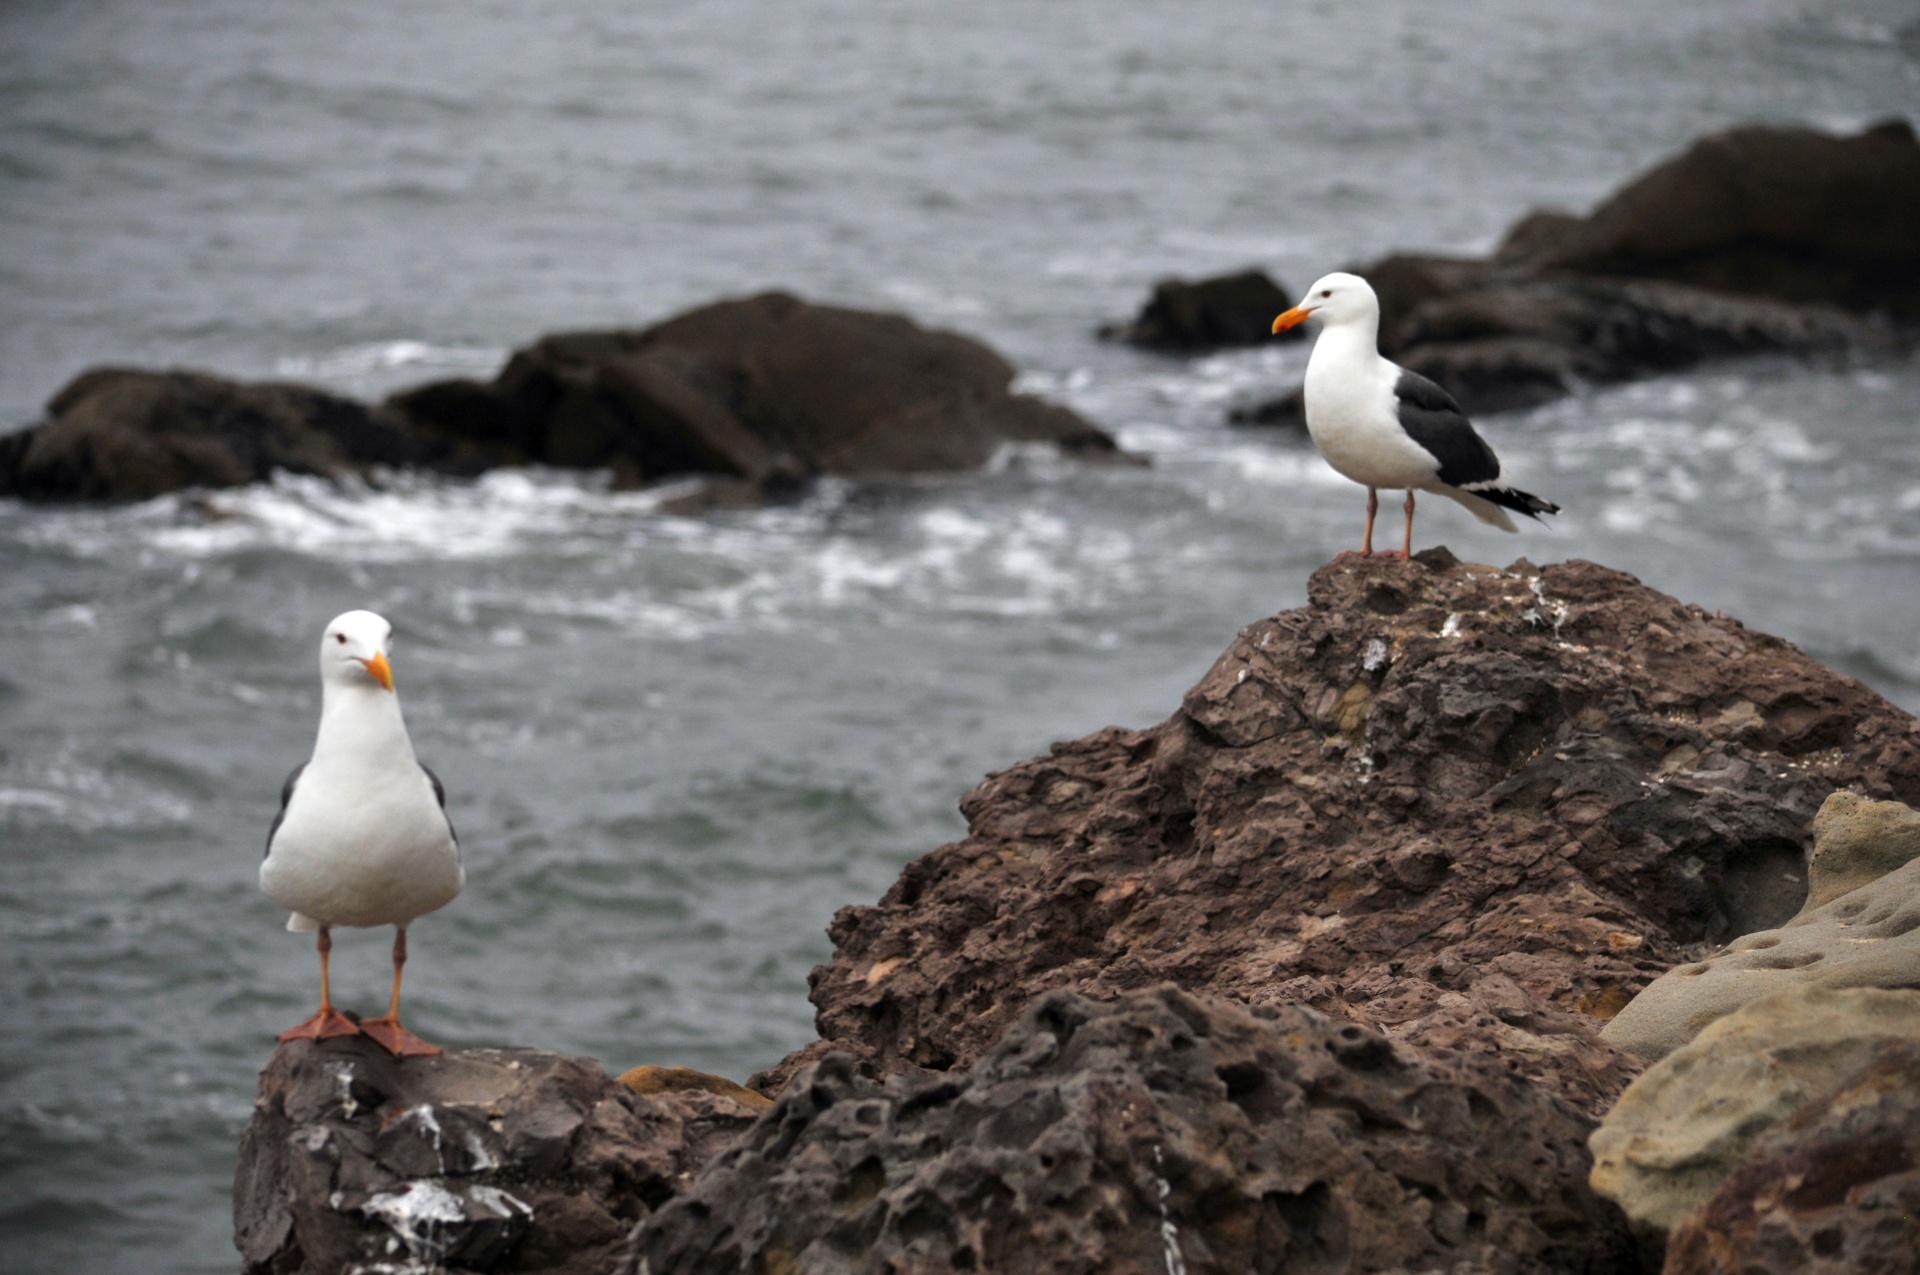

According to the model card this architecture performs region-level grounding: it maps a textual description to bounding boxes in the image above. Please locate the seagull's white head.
[319,610,395,693]
[1271,272,1379,333]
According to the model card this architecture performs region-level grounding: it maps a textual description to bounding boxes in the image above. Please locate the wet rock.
[1662,1038,1920,1275]
[1496,120,1920,319]
[634,986,1637,1275]
[234,1036,763,1275]
[1588,984,1920,1236]
[1101,268,1305,351]
[391,292,1120,489]
[1801,789,1920,912]
[0,367,461,502]
[1602,854,1920,1061]
[774,554,1920,1117]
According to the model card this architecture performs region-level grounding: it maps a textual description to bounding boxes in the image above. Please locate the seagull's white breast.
[1303,333,1441,491]
[261,689,463,929]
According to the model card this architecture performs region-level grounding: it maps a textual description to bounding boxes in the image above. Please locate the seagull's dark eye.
[1321,289,1332,298]
[334,634,346,644]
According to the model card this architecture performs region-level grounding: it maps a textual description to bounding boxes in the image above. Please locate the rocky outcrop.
[637,986,1637,1275]
[1496,120,1920,318]
[0,367,465,501]
[767,553,1920,1118]
[233,1036,763,1275]
[1101,269,1305,351]
[1588,985,1920,1236]
[389,292,1120,489]
[1232,120,1914,423]
[1,295,1119,503]
[1602,848,1920,1062]
[1662,1038,1920,1275]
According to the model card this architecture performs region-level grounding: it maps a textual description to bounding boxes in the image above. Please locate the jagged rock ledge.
[234,1036,766,1275]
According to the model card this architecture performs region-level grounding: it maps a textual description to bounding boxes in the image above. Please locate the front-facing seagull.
[261,610,463,1056]
[1273,272,1558,556]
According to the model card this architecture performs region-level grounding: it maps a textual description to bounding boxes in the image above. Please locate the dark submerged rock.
[234,1036,762,1275]
[637,986,1637,1275]
[1101,268,1306,351]
[1,295,1119,504]
[0,367,462,502]
[1239,120,1914,420]
[1496,119,1920,318]
[390,291,1120,488]
[771,554,1920,1118]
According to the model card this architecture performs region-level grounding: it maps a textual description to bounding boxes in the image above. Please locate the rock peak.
[777,553,1920,1116]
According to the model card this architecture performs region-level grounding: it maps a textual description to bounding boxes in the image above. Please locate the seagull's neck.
[1310,313,1382,367]
[312,680,416,768]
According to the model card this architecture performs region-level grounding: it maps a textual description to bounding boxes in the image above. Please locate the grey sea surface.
[2,1,1917,1270]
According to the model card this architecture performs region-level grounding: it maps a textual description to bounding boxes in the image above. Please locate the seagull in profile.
[1272,272,1558,557]
[261,610,463,1057]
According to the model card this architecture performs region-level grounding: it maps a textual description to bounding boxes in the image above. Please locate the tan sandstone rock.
[1801,789,1920,913]
[1602,852,1920,1060]
[1588,984,1920,1235]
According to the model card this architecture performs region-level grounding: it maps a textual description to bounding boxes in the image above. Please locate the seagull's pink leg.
[360,927,441,1058]
[1397,490,1416,558]
[1360,488,1378,556]
[279,926,361,1042]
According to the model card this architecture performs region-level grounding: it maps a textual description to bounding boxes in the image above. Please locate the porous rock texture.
[1588,985,1920,1236]
[1602,853,1920,1060]
[773,552,1920,1119]
[0,367,462,501]
[1100,268,1306,351]
[1233,120,1913,422]
[234,1036,763,1275]
[634,986,1638,1275]
[1662,1038,1920,1275]
[389,292,1119,489]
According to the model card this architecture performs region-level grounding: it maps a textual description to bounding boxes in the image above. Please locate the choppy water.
[2,2,1917,1270]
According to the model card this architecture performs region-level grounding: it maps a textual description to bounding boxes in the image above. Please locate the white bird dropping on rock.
[1272,272,1559,557]
[261,610,463,1057]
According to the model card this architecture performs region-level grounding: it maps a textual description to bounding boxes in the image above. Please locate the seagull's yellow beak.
[360,651,395,692]
[1271,305,1316,334]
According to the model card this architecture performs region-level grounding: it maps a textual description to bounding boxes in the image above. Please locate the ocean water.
[1,1,1916,1270]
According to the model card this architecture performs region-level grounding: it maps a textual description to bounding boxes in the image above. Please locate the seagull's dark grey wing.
[420,763,458,852]
[1393,370,1502,487]
[266,762,306,858]
[1394,369,1560,520]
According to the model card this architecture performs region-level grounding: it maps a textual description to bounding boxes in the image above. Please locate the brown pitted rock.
[0,367,461,502]
[770,553,1920,1117]
[1101,269,1306,352]
[234,1036,763,1275]
[390,292,1120,490]
[633,986,1638,1275]
[1661,1039,1920,1275]
[1497,120,1920,318]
